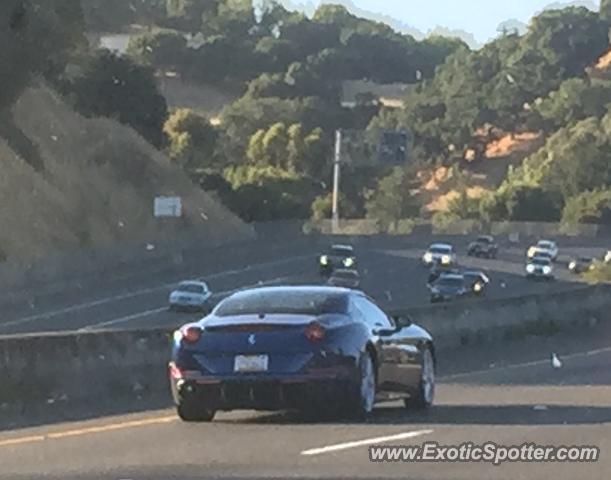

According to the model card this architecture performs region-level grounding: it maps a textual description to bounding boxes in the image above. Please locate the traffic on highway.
[3,2,611,477]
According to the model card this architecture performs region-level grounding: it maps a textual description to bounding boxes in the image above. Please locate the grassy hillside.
[0,86,252,264]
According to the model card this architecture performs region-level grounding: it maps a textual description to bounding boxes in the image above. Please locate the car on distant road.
[568,256,595,274]
[319,244,357,276]
[169,286,436,422]
[422,243,457,267]
[169,281,213,313]
[467,235,498,259]
[327,269,361,289]
[429,274,469,303]
[462,270,490,295]
[527,240,558,261]
[525,257,554,280]
[604,250,611,264]
[427,265,461,286]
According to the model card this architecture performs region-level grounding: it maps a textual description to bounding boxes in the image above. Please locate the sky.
[284,0,600,46]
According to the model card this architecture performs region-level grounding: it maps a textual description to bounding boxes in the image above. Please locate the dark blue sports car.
[169,286,436,422]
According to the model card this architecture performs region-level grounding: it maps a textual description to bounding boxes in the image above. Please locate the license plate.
[234,355,269,373]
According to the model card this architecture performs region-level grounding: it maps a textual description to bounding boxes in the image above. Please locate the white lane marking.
[301,429,433,456]
[79,307,169,330]
[440,345,611,381]
[78,276,293,331]
[0,255,313,330]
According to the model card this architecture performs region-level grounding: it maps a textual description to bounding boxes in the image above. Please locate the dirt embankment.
[0,86,251,264]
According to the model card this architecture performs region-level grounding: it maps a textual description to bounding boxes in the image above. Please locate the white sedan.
[527,240,558,261]
[422,243,457,267]
[169,281,213,313]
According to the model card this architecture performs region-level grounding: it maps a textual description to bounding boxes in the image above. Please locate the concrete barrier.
[1,283,610,425]
[400,284,611,349]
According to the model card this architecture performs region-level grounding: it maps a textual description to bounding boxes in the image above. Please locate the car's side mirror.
[373,326,400,337]
[390,314,413,328]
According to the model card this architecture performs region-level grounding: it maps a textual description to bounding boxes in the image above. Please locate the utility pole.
[331,129,342,233]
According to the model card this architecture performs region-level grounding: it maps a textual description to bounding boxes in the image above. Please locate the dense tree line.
[4,1,611,225]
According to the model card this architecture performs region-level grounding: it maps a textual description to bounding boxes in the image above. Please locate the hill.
[0,86,252,264]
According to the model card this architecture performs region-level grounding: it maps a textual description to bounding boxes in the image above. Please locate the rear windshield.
[332,271,358,279]
[436,277,464,287]
[477,237,492,243]
[430,246,452,254]
[178,284,205,293]
[215,290,348,317]
[331,247,353,257]
[538,242,554,249]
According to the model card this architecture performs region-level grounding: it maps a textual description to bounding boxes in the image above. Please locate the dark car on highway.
[568,256,595,274]
[462,270,490,295]
[427,265,461,286]
[467,235,498,258]
[327,269,361,289]
[169,286,436,422]
[429,274,469,303]
[318,244,357,276]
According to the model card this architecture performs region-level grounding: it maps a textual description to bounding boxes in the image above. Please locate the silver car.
[525,257,554,280]
[169,281,213,312]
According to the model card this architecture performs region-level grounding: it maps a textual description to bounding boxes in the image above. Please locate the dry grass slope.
[0,86,252,264]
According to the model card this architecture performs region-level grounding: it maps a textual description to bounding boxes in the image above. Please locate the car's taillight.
[181,325,203,344]
[305,322,326,343]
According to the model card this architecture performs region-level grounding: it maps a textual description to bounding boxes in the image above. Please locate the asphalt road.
[1,322,610,480]
[0,238,606,335]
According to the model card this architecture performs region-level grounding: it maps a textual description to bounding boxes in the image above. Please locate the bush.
[561,189,611,227]
[582,261,611,284]
[310,192,357,221]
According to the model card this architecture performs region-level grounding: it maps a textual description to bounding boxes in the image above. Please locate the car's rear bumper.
[170,367,358,411]
[526,273,553,280]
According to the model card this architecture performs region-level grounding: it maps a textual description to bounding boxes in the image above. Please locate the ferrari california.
[169,286,435,422]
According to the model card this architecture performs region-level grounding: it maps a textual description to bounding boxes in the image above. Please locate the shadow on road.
[225,403,611,427]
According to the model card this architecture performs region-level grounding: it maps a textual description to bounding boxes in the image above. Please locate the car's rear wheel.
[348,352,376,419]
[176,401,216,422]
[405,348,435,410]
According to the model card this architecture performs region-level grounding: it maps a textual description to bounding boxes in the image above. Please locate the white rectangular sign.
[154,196,182,218]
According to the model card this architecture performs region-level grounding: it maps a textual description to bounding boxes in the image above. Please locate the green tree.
[262,122,289,168]
[163,108,218,168]
[127,30,188,68]
[68,51,168,146]
[535,78,611,131]
[602,0,611,21]
[165,0,218,32]
[81,0,135,32]
[505,186,563,221]
[246,128,267,164]
[310,192,357,221]
[562,189,611,226]
[0,0,86,111]
[365,167,420,229]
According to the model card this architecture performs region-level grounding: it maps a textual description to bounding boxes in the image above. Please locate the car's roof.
[476,235,494,241]
[438,273,464,281]
[331,244,354,250]
[531,256,552,263]
[229,285,353,299]
[537,240,556,245]
[463,270,485,276]
[179,280,208,286]
[429,243,453,249]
